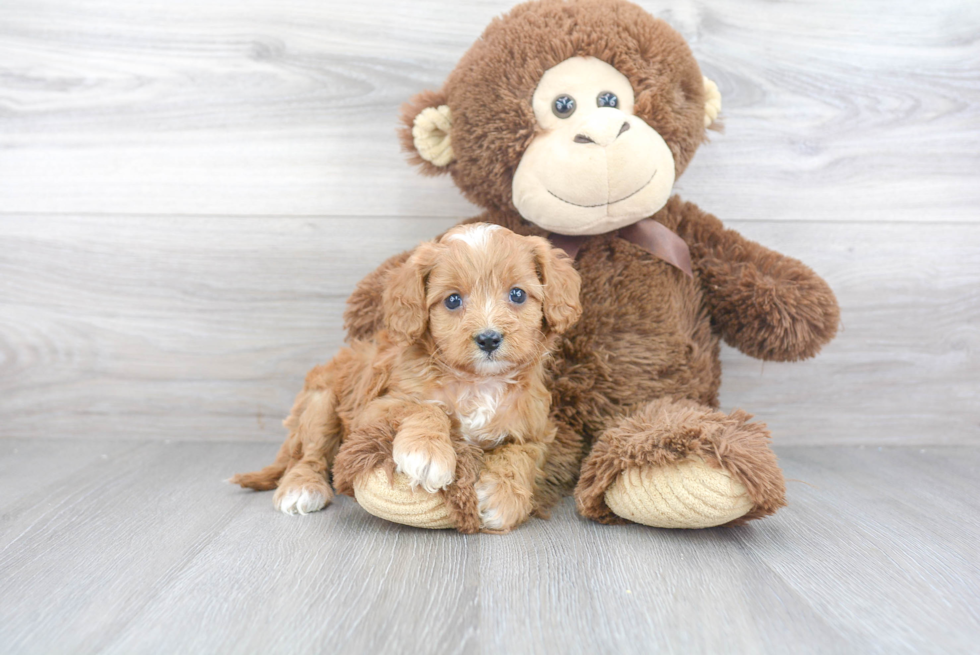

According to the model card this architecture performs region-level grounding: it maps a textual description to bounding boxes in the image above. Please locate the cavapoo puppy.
[231,224,582,532]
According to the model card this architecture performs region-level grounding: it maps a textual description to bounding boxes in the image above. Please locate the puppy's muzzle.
[475,330,503,354]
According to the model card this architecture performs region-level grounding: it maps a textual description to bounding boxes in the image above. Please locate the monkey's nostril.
[618,121,631,137]
[475,330,503,353]
[573,134,594,144]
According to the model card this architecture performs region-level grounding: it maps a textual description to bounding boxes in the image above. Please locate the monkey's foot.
[353,468,455,530]
[576,399,786,528]
[604,458,753,528]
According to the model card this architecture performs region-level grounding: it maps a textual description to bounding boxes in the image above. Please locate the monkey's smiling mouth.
[546,170,656,209]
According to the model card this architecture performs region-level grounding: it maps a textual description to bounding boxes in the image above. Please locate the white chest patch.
[453,378,511,448]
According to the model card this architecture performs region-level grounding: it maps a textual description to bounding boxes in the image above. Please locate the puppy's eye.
[509,288,526,304]
[552,95,576,119]
[444,293,462,310]
[597,91,618,108]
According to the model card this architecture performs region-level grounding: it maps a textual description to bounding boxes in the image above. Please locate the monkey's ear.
[398,90,454,175]
[383,241,440,344]
[703,77,722,129]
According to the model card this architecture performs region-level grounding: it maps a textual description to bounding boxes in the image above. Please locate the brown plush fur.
[399,0,709,213]
[235,225,582,533]
[345,0,840,527]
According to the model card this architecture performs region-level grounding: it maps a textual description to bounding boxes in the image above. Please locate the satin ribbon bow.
[548,218,693,278]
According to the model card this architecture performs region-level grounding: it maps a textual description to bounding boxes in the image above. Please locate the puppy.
[231,224,582,532]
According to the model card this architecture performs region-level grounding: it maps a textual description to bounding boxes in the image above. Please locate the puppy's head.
[383,223,582,375]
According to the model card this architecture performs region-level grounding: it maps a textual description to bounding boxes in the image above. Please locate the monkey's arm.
[669,198,840,362]
[343,250,412,342]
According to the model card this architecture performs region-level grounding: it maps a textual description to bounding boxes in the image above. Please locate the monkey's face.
[511,57,677,236]
[399,0,721,235]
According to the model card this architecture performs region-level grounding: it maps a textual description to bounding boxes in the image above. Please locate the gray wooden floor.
[2,0,979,652]
[1,440,978,654]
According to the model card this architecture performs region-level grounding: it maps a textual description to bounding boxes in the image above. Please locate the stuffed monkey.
[340,0,840,530]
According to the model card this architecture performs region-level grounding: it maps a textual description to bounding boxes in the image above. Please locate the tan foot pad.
[605,458,753,529]
[352,468,455,530]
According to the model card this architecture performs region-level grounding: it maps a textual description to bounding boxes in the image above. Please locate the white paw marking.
[476,478,504,530]
[393,447,454,493]
[275,487,327,516]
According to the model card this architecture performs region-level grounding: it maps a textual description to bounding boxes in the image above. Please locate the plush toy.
[340,0,840,530]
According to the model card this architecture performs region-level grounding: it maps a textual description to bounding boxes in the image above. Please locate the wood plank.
[0,438,141,509]
[0,441,262,653]
[741,446,980,653]
[475,498,851,654]
[0,441,977,653]
[104,484,481,655]
[0,0,977,221]
[1,215,977,445]
[0,438,479,654]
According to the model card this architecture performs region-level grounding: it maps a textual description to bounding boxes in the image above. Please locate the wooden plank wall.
[1,0,978,445]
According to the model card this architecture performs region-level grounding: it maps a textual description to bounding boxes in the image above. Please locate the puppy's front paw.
[476,472,533,533]
[392,440,456,493]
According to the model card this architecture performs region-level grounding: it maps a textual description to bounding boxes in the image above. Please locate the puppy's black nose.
[475,330,503,353]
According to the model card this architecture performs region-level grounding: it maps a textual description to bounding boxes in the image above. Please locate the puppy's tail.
[229,437,294,491]
[228,464,286,491]
[230,366,343,492]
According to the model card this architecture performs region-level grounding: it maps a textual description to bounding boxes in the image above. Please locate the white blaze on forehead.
[446,223,501,250]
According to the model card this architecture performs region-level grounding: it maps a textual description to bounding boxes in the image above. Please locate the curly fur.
[234,225,582,533]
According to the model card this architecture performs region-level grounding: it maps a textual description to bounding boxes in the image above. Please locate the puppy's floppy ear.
[529,237,582,335]
[398,89,454,175]
[383,242,439,344]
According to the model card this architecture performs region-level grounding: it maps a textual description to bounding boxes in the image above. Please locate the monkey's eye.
[444,294,462,310]
[597,92,619,108]
[552,95,576,119]
[509,288,527,304]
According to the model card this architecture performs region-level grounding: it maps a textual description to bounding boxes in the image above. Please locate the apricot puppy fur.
[231,224,582,532]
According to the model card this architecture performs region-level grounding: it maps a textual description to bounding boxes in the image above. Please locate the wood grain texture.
[0,0,978,220]
[2,216,977,445]
[0,440,977,654]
